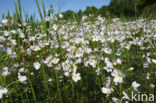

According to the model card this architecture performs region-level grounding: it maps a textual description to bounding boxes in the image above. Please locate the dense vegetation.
[0,0,156,103]
[60,0,156,20]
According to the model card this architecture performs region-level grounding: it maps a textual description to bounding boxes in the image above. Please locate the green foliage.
[84,6,98,16]
[0,0,156,103]
[59,0,156,20]
[62,10,76,20]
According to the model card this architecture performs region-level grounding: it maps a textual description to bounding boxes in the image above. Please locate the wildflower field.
[0,0,156,103]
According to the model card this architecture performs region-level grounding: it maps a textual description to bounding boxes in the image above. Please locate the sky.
[0,0,111,20]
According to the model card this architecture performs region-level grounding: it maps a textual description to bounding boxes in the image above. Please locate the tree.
[83,6,98,17]
[99,6,110,17]
[62,10,76,20]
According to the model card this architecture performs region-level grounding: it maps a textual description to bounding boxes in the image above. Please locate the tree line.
[59,0,156,20]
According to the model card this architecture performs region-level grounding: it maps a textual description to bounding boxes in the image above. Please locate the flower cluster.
[0,16,155,102]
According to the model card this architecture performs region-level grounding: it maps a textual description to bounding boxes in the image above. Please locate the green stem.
[40,65,51,103]
[55,69,62,103]
[27,74,37,103]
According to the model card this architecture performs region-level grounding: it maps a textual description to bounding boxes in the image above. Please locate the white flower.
[128,67,134,71]
[132,81,140,91]
[64,72,69,77]
[32,45,41,51]
[33,62,41,70]
[105,59,114,69]
[150,83,155,88]
[75,52,83,58]
[44,55,52,64]
[0,36,6,42]
[111,69,125,84]
[19,33,25,38]
[146,72,150,79]
[0,86,8,99]
[92,35,99,41]
[146,57,151,63]
[23,23,27,26]
[6,47,13,55]
[48,78,52,82]
[82,16,87,21]
[88,59,97,68]
[52,58,59,64]
[45,16,51,22]
[143,62,149,68]
[75,58,82,64]
[44,55,53,67]
[112,97,121,103]
[86,48,92,54]
[19,68,25,73]
[4,31,10,36]
[125,44,131,50]
[53,24,57,30]
[11,30,17,34]
[1,67,10,77]
[1,19,8,25]
[102,87,113,96]
[18,73,27,83]
[109,36,115,43]
[72,73,81,82]
[59,13,63,18]
[103,48,112,54]
[152,59,156,64]
[116,59,122,64]
[105,77,111,87]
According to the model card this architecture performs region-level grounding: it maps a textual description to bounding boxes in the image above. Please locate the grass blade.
[41,0,46,19]
[18,0,23,22]
[35,0,43,23]
[14,0,20,23]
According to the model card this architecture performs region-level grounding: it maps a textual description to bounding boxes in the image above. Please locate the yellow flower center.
[7,53,10,56]
[106,90,110,94]
[4,72,8,76]
[74,75,78,79]
[117,73,122,77]
[94,36,97,39]
[105,48,108,51]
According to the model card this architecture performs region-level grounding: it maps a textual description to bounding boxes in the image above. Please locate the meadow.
[0,0,156,103]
